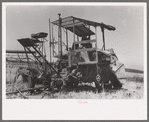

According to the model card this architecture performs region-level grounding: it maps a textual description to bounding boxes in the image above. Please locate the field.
[6,66,144,99]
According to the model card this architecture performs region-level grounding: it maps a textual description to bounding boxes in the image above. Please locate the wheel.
[101,65,122,90]
[73,80,79,88]
[95,74,103,92]
[50,80,62,93]
[67,82,73,88]
[50,81,57,93]
[109,73,122,89]
[95,66,113,91]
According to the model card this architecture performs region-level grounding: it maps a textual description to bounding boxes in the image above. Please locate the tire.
[109,73,122,89]
[95,74,103,92]
[98,65,113,91]
[73,80,79,88]
[67,82,73,88]
[50,81,56,93]
[50,80,61,93]
[101,65,122,89]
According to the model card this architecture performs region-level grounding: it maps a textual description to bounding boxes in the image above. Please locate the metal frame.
[10,14,125,93]
[49,14,116,82]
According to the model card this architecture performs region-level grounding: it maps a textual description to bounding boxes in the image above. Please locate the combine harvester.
[49,14,125,91]
[7,14,125,95]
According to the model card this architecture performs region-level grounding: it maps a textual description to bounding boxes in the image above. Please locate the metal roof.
[66,24,95,37]
[52,16,116,37]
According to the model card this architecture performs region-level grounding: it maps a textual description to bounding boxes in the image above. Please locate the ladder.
[17,37,62,78]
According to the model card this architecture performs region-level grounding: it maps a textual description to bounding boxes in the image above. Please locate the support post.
[49,18,52,62]
[66,29,68,50]
[66,28,71,72]
[95,26,98,75]
[77,36,79,42]
[51,24,54,56]
[42,40,45,70]
[73,18,75,49]
[89,25,90,39]
[101,27,105,50]
[58,13,62,60]
[73,18,77,66]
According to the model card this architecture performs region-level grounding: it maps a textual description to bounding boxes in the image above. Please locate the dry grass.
[6,65,30,92]
[126,76,143,82]
[6,66,144,99]
[6,65,19,84]
[42,79,143,99]
[7,79,143,99]
[125,71,144,83]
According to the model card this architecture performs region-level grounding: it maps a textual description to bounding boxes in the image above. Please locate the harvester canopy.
[52,16,116,37]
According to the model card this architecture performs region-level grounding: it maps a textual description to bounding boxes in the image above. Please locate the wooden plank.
[78,61,97,65]
[74,48,96,52]
[74,39,96,44]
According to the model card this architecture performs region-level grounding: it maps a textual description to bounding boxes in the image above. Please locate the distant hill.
[125,68,143,74]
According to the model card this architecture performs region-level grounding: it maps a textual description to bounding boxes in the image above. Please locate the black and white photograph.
[2,2,147,120]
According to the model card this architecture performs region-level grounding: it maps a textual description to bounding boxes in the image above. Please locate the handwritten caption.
[78,100,88,104]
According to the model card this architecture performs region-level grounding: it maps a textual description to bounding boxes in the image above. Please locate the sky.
[5,3,146,70]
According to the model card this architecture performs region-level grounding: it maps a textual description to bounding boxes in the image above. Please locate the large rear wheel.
[101,65,122,90]
[95,74,103,92]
